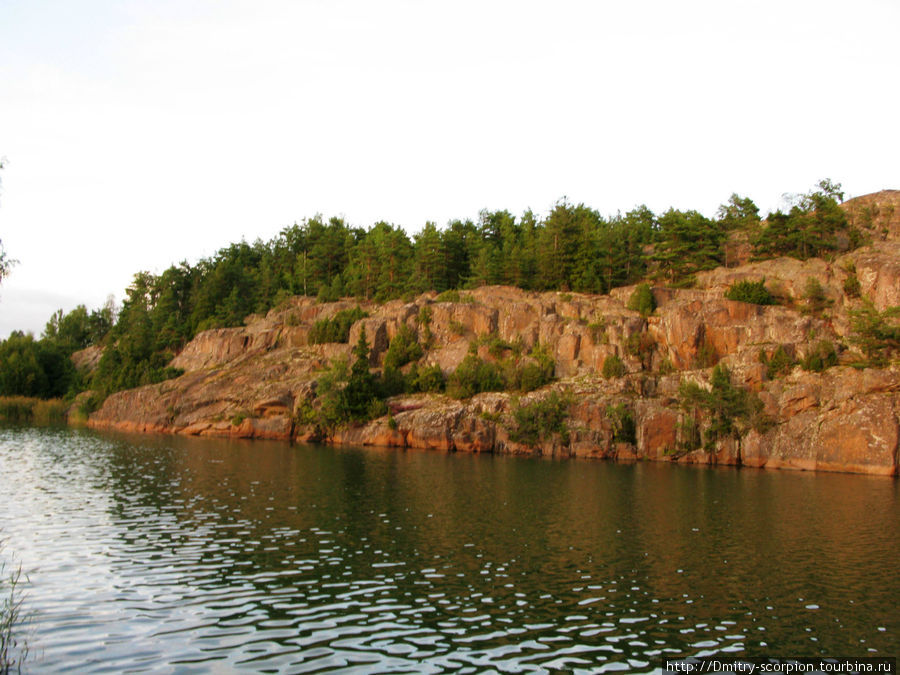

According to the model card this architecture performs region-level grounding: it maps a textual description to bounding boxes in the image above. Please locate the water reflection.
[0,427,896,672]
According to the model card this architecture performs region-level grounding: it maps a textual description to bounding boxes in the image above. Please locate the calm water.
[0,427,897,673]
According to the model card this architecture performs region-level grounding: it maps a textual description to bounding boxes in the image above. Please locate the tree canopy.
[2,179,864,401]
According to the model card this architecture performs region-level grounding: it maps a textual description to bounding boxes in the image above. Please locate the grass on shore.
[0,396,68,425]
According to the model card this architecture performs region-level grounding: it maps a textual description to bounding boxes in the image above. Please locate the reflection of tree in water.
[94,433,899,667]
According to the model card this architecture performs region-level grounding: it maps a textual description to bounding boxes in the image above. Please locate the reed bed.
[0,396,68,425]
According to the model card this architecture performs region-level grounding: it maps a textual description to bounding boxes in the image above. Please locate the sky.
[1,0,898,337]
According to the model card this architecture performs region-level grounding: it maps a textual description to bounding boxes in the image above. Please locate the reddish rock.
[85,242,900,475]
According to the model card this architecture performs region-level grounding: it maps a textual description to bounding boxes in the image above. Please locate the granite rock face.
[86,192,900,475]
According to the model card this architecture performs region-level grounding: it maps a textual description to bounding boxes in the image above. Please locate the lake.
[0,427,897,673]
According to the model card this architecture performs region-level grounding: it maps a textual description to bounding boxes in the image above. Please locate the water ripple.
[0,427,897,672]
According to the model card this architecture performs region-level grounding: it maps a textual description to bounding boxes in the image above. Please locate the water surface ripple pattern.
[0,427,897,672]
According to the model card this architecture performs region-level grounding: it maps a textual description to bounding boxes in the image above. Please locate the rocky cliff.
[86,191,900,475]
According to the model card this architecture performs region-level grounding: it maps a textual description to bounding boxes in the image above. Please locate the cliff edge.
[86,191,900,475]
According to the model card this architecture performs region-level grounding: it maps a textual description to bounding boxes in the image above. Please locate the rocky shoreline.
[84,235,899,475]
[83,191,900,475]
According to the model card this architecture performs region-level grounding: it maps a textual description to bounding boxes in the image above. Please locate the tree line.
[0,180,859,400]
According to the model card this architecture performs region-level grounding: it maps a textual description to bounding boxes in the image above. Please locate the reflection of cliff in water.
[4,427,898,670]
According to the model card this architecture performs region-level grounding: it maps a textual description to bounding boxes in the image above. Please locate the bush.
[308,306,367,344]
[843,275,861,298]
[379,365,407,397]
[759,345,795,379]
[625,332,655,369]
[849,302,900,366]
[447,354,504,399]
[413,363,446,393]
[602,354,626,379]
[800,340,838,372]
[383,325,423,371]
[509,391,571,447]
[606,403,636,444]
[677,365,768,451]
[512,343,555,392]
[435,290,473,303]
[587,321,608,344]
[475,333,518,359]
[231,410,251,426]
[448,320,467,336]
[724,279,776,305]
[803,278,830,315]
[627,283,656,316]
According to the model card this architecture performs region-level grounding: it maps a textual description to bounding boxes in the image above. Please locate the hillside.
[83,190,900,475]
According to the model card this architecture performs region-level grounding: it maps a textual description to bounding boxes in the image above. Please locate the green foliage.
[0,397,32,424]
[716,193,761,231]
[677,365,768,451]
[411,363,446,393]
[447,354,505,399]
[802,277,831,315]
[42,300,116,354]
[378,365,407,398]
[75,392,103,420]
[658,357,676,375]
[759,345,795,379]
[0,333,75,399]
[724,279,777,305]
[308,306,367,344]
[11,179,872,402]
[693,342,718,369]
[602,354,626,379]
[312,357,350,436]
[606,403,636,444]
[752,180,853,261]
[652,209,724,284]
[342,327,380,420]
[294,399,318,427]
[626,283,656,316]
[316,274,345,303]
[231,410,251,426]
[625,332,655,369]
[675,415,702,453]
[800,340,838,372]
[309,328,383,434]
[448,320,467,336]
[519,344,555,391]
[843,274,861,298]
[0,396,67,425]
[1,537,28,674]
[0,235,13,285]
[417,305,433,347]
[497,343,555,393]
[474,333,518,359]
[435,289,475,303]
[509,391,571,447]
[383,324,423,371]
[849,303,900,366]
[587,321,608,344]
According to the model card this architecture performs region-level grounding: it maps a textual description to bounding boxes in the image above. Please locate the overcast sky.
[1,0,898,337]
